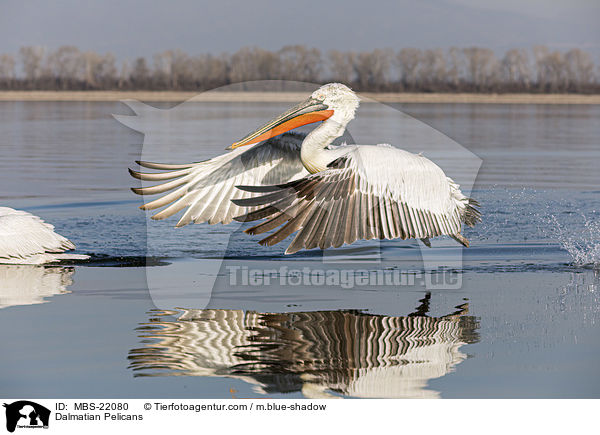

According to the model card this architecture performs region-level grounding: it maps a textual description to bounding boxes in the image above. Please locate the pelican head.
[229,83,359,149]
[311,83,360,124]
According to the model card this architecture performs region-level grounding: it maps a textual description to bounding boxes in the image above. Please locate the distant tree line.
[0,45,598,93]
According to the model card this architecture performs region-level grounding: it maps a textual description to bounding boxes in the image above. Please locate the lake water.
[0,100,599,398]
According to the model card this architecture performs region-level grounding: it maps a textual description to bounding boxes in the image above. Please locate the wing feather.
[233,145,480,253]
[130,133,309,225]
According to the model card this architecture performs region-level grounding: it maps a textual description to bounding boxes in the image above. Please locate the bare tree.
[463,47,498,91]
[445,47,463,90]
[420,49,446,90]
[532,45,549,90]
[46,46,86,89]
[501,48,531,91]
[170,49,193,89]
[533,46,568,92]
[328,50,355,84]
[130,57,150,89]
[354,49,392,91]
[192,53,229,90]
[397,48,421,90]
[153,51,174,89]
[229,47,280,88]
[278,45,322,83]
[153,50,193,89]
[82,51,117,89]
[565,48,595,92]
[19,46,45,86]
[0,54,16,88]
[118,59,130,89]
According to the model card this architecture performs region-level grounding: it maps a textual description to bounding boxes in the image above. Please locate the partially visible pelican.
[0,207,88,265]
[130,83,480,253]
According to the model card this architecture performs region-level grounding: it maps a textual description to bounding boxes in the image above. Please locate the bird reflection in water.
[0,265,74,309]
[129,294,479,398]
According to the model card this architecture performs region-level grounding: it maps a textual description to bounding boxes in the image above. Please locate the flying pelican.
[0,207,89,265]
[130,83,480,253]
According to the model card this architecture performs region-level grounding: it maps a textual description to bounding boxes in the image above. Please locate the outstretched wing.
[233,145,480,254]
[0,208,76,261]
[130,133,310,226]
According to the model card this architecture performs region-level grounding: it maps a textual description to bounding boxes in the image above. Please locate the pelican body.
[131,83,480,253]
[0,207,88,265]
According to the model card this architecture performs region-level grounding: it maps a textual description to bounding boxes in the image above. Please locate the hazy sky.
[2,0,599,58]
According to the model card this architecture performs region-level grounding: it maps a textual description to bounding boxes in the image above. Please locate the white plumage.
[131,83,480,253]
[130,133,309,226]
[0,207,88,265]
[233,83,480,252]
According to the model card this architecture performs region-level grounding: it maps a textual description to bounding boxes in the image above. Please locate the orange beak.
[228,97,333,149]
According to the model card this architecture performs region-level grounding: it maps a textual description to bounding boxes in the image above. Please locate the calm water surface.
[0,101,599,398]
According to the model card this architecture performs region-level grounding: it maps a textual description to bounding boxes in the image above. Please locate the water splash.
[472,188,600,268]
[549,214,600,268]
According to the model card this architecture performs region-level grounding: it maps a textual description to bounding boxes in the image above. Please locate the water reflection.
[0,265,74,309]
[129,294,479,398]
[556,270,600,323]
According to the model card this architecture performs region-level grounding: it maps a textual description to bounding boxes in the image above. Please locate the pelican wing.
[233,145,480,253]
[130,133,309,226]
[0,207,76,261]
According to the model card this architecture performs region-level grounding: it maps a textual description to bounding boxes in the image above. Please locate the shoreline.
[0,91,599,104]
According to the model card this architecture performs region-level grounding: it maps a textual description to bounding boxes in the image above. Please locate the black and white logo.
[3,401,50,433]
